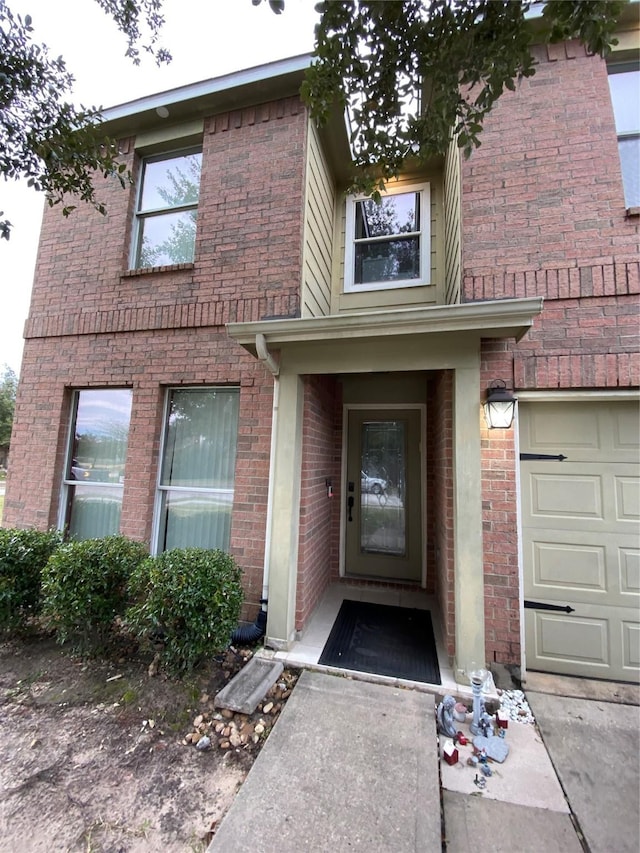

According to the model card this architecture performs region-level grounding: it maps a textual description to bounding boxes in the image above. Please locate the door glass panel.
[360,420,406,556]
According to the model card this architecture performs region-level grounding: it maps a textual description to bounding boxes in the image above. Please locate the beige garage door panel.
[522,463,638,532]
[526,605,640,680]
[524,528,639,608]
[520,401,639,463]
[520,400,640,683]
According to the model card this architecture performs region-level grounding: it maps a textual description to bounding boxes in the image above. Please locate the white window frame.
[129,146,202,269]
[344,182,431,293]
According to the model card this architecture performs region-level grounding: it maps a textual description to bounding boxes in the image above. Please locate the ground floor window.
[155,387,239,552]
[62,388,133,539]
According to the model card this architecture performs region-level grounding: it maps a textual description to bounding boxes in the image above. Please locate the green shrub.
[41,535,148,649]
[127,548,243,672]
[0,528,63,631]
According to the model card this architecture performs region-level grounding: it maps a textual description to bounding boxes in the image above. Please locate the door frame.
[339,403,427,586]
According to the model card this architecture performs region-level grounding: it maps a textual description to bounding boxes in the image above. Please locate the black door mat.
[318,599,441,685]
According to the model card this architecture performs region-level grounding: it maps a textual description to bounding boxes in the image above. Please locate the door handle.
[347,495,354,522]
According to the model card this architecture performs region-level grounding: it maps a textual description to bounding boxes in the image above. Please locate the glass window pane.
[354,236,420,284]
[69,389,132,484]
[355,192,420,239]
[608,71,640,135]
[138,209,198,267]
[140,152,202,212]
[619,137,640,208]
[360,420,406,557]
[67,485,123,540]
[160,490,233,551]
[157,388,240,552]
[64,389,131,540]
[161,389,239,488]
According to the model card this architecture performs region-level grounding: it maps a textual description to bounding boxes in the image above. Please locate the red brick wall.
[423,378,437,597]
[462,43,639,392]
[463,43,639,666]
[4,327,275,612]
[296,374,341,629]
[24,98,307,339]
[4,96,307,617]
[480,343,521,665]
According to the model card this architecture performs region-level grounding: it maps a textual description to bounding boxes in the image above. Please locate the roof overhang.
[228,298,544,357]
[99,54,313,138]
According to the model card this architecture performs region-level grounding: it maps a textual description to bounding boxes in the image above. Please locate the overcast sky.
[1,0,320,375]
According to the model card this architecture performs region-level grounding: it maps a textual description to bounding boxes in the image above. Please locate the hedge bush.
[41,535,148,649]
[127,548,243,672]
[0,528,63,631]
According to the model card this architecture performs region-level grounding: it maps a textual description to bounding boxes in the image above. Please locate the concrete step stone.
[214,656,284,714]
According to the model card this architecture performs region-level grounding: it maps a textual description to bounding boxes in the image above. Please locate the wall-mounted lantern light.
[483,380,517,429]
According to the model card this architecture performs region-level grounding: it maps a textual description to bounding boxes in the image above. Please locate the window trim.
[343,182,431,294]
[129,145,202,270]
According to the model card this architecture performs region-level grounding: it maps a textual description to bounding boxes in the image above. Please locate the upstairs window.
[131,148,202,268]
[62,389,133,540]
[608,65,640,209]
[344,183,430,292]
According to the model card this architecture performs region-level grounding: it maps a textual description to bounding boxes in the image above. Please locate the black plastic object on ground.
[231,606,267,645]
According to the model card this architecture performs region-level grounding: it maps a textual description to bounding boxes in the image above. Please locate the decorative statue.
[478,711,494,738]
[436,695,458,738]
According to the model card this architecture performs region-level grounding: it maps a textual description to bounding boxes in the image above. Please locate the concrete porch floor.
[267,582,469,697]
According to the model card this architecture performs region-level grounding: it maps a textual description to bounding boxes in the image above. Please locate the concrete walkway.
[209,670,442,852]
[209,669,640,852]
[527,688,640,853]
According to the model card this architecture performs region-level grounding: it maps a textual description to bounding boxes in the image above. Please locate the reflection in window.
[608,66,640,208]
[63,389,133,539]
[360,420,406,557]
[355,193,420,285]
[156,388,239,552]
[132,149,202,268]
[345,184,430,292]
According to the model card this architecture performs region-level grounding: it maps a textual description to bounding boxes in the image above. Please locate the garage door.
[520,400,639,683]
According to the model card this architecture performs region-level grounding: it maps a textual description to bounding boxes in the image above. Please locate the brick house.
[4,10,639,686]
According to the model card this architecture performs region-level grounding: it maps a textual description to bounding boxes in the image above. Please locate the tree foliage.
[0,0,626,238]
[300,0,625,197]
[0,0,170,240]
[0,365,17,448]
